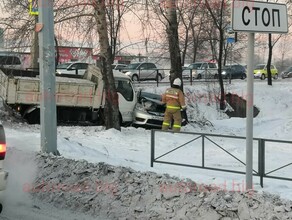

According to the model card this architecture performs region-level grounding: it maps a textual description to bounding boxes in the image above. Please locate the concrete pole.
[38,0,58,154]
[246,32,255,190]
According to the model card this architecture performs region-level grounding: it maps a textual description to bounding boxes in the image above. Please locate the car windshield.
[187,63,202,70]
[125,63,140,70]
[255,64,265,70]
[57,63,71,69]
[222,65,232,70]
[115,79,134,101]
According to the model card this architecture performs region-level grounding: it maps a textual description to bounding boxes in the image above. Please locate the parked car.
[221,64,246,79]
[182,62,218,80]
[253,64,278,80]
[133,91,187,128]
[0,54,22,70]
[281,66,292,79]
[56,62,89,76]
[0,123,8,213]
[122,62,165,81]
[112,64,127,74]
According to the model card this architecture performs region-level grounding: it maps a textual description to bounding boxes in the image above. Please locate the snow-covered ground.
[1,78,292,218]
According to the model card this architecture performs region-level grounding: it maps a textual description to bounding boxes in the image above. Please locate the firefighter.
[161,78,186,132]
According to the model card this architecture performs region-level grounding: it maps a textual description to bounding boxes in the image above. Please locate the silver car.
[122,62,165,82]
[56,62,89,76]
[133,91,187,128]
[133,92,165,128]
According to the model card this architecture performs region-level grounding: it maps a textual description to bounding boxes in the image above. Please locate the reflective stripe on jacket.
[162,88,186,109]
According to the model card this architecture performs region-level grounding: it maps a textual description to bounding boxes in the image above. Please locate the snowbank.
[32,153,292,219]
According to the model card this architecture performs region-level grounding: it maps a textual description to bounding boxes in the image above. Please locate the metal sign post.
[38,0,58,154]
[231,0,288,190]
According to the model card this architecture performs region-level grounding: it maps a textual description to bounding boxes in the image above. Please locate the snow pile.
[32,153,292,220]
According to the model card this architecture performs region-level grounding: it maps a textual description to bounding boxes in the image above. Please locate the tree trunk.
[166,0,182,86]
[218,29,225,110]
[94,0,121,131]
[30,17,39,70]
[267,33,273,86]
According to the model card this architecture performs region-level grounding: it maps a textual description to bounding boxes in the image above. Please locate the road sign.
[232,0,288,33]
[227,37,235,43]
[29,0,39,16]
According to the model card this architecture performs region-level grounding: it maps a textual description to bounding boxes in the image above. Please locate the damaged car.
[133,91,187,128]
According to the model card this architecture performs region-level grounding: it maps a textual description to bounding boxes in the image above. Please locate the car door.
[207,63,217,78]
[147,63,157,80]
[138,63,148,80]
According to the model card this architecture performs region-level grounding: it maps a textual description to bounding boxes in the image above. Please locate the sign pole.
[246,32,254,190]
[38,0,58,154]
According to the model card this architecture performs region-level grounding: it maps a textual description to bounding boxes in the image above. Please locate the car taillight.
[0,143,6,160]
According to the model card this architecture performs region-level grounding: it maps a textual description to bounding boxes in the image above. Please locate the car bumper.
[254,72,262,78]
[133,109,164,128]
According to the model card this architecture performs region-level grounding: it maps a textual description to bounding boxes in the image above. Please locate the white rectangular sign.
[232,0,288,33]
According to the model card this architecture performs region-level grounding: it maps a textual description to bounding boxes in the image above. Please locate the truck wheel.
[25,109,40,124]
[273,74,278,79]
[261,74,266,80]
[132,75,139,81]
[0,203,2,213]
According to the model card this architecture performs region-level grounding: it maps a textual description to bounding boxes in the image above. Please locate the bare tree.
[205,0,229,110]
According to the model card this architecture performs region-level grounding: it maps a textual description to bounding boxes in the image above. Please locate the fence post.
[156,69,159,87]
[258,139,265,187]
[202,134,205,168]
[151,129,155,167]
[190,69,193,86]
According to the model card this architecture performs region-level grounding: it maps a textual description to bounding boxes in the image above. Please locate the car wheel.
[132,74,139,82]
[273,74,278,80]
[260,74,266,80]
[214,74,218,79]
[241,73,246,80]
[197,74,202,79]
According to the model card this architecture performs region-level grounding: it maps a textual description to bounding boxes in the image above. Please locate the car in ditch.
[0,123,8,213]
[133,91,187,128]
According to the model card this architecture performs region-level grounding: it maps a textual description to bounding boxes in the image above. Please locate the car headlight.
[125,72,131,76]
[222,71,226,75]
[135,103,147,112]
[257,71,261,74]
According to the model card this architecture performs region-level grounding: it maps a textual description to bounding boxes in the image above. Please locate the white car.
[112,64,127,74]
[0,124,8,213]
[182,62,218,79]
[56,62,89,76]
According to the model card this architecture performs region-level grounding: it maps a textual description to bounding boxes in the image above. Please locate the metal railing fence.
[150,129,292,187]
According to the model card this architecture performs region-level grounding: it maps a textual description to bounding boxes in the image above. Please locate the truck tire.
[25,109,40,124]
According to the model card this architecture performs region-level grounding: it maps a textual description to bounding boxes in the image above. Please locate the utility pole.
[37,0,58,154]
